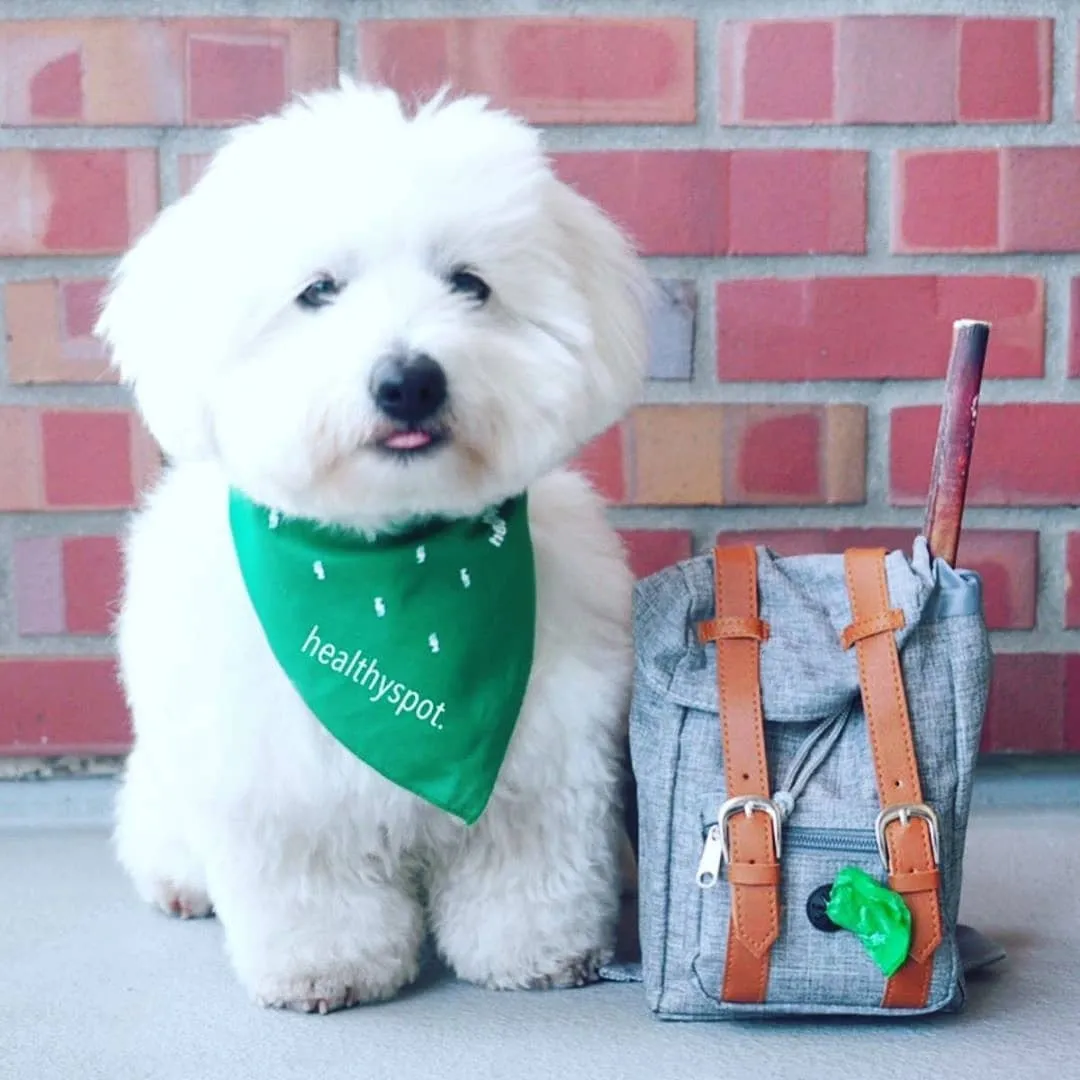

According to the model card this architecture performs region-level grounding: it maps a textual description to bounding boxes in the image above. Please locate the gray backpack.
[616,319,997,1017]
[627,539,990,1017]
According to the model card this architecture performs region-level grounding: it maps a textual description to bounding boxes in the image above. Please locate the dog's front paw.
[149,880,214,920]
[481,947,610,992]
[253,960,418,1014]
[522,949,607,990]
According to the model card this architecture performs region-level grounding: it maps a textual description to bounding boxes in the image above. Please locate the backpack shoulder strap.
[842,547,944,1009]
[697,545,779,1004]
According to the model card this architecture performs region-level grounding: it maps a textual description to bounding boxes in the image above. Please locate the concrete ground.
[1,771,1078,1080]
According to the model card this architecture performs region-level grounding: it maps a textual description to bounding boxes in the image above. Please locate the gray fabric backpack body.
[628,538,991,1018]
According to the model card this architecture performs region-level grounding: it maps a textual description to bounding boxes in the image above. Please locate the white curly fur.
[98,79,648,1013]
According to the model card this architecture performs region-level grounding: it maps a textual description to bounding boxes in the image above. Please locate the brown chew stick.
[922,319,991,568]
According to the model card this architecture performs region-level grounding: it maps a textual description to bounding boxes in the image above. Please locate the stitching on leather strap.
[839,609,905,650]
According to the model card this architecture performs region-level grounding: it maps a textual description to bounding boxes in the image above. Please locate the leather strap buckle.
[718,796,783,864]
[875,803,941,875]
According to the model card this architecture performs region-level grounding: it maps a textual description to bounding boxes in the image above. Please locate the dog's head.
[97,80,647,527]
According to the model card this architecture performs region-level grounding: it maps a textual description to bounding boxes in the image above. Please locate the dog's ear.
[95,183,228,463]
[546,179,651,431]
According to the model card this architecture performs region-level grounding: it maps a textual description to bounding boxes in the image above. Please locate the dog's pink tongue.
[383,431,432,451]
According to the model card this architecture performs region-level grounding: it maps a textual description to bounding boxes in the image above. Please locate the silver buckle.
[718,795,783,863]
[874,803,941,874]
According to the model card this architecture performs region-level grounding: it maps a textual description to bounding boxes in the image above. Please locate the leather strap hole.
[741,772,750,782]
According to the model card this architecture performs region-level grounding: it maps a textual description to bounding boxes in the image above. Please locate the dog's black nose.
[372,354,447,425]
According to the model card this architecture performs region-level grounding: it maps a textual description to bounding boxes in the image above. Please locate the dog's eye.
[448,268,491,305]
[297,276,342,310]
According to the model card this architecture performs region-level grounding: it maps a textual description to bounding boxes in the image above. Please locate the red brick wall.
[1,7,1077,759]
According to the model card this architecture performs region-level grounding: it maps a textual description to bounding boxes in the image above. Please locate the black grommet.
[806,884,840,932]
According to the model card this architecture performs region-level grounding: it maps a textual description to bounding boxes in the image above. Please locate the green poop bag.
[825,866,913,977]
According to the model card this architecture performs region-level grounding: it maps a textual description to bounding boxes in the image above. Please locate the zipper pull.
[696,824,724,889]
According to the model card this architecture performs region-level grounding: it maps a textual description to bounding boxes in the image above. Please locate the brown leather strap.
[839,609,905,649]
[697,546,779,1005]
[890,869,942,895]
[727,862,782,887]
[696,616,770,644]
[842,548,944,1009]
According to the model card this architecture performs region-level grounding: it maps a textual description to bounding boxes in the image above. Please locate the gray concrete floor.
[1,776,1078,1080]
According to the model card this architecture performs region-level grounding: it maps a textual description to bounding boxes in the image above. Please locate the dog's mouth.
[373,425,450,459]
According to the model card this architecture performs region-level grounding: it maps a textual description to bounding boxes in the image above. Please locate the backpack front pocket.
[690,809,942,1013]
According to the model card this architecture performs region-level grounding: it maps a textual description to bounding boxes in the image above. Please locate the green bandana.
[228,490,536,825]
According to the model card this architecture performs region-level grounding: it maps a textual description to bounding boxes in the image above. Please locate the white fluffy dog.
[97,80,647,1012]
